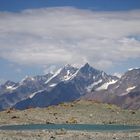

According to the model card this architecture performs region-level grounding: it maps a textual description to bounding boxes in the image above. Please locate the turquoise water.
[0,124,140,131]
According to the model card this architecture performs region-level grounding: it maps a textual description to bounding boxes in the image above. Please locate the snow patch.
[29,90,44,98]
[65,69,79,81]
[126,86,136,92]
[63,70,76,81]
[86,79,102,92]
[120,86,136,96]
[128,68,139,71]
[49,83,57,87]
[93,76,95,79]
[115,85,119,89]
[92,79,102,86]
[96,80,117,91]
[29,92,37,98]
[120,92,129,96]
[6,86,17,90]
[45,68,62,84]
[63,70,71,81]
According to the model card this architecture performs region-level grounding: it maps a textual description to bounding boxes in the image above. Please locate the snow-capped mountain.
[13,63,118,110]
[107,68,140,96]
[0,73,53,110]
[0,80,17,95]
[106,68,140,109]
[45,64,78,90]
[0,63,139,110]
[70,63,118,93]
[82,68,140,109]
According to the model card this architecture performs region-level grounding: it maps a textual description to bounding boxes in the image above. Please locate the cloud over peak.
[0,7,140,70]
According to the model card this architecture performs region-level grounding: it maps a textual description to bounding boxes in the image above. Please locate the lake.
[0,124,140,131]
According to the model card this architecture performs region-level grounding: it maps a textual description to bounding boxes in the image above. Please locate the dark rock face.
[14,82,80,110]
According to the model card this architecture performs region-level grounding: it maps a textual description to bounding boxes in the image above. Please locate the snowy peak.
[1,80,18,91]
[19,73,53,86]
[45,64,78,87]
[69,63,119,93]
[79,63,100,75]
[20,76,35,84]
[81,63,90,69]
[60,64,78,81]
[3,80,16,87]
[75,63,101,82]
[128,67,140,71]
[44,63,104,92]
[61,64,78,75]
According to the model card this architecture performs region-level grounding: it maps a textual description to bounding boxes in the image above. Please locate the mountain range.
[0,63,139,110]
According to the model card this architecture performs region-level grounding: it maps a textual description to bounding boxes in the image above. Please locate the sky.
[0,0,140,83]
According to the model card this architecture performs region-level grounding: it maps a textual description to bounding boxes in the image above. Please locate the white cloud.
[0,7,140,70]
[43,65,57,74]
[113,73,122,78]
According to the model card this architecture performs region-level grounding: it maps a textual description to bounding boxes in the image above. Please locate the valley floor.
[0,100,140,139]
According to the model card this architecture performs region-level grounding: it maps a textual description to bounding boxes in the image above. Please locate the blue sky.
[0,0,140,11]
[0,0,140,83]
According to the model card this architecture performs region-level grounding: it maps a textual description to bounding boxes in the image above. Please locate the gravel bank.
[0,130,140,140]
